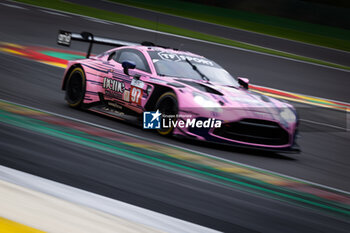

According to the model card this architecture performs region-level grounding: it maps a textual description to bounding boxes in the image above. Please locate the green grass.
[112,0,350,52]
[14,0,350,71]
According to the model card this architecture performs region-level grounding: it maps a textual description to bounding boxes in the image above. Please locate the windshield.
[148,51,238,86]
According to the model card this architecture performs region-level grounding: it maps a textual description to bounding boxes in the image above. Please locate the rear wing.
[57,30,176,58]
[57,30,139,58]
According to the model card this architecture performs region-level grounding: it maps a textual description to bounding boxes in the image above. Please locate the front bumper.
[174,118,300,153]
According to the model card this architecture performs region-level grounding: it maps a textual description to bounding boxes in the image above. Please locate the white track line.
[300,119,348,131]
[82,16,112,25]
[0,165,218,233]
[40,9,70,17]
[1,98,349,195]
[0,2,26,9]
[7,0,350,73]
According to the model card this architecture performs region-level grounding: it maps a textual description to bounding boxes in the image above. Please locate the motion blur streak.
[0,2,349,231]
[0,217,45,233]
[1,41,348,112]
[0,171,186,233]
[0,165,216,233]
[1,99,349,219]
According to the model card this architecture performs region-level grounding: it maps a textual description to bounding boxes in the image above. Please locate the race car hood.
[214,84,287,121]
[168,78,294,124]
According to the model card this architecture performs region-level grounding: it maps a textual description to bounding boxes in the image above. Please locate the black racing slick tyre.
[155,92,178,136]
[65,67,86,108]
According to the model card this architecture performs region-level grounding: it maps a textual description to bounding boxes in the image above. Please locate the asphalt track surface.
[0,2,349,232]
[68,0,350,67]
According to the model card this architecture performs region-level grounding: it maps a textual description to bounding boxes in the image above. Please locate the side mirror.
[238,77,249,89]
[122,60,136,75]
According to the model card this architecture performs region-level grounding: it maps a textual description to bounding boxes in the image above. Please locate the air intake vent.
[213,119,289,145]
[178,80,222,95]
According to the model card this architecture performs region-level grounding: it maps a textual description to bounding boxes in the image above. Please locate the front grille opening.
[213,119,289,145]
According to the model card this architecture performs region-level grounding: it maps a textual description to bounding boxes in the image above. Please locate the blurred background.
[187,0,350,29]
[0,0,349,232]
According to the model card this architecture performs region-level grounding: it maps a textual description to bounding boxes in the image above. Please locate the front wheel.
[155,92,178,136]
[65,67,86,108]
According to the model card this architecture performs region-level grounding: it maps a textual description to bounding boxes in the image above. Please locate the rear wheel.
[155,92,178,136]
[65,67,86,108]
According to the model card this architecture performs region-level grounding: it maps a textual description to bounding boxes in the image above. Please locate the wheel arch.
[62,63,84,90]
[144,84,178,111]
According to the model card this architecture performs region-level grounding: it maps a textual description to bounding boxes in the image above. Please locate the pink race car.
[58,30,300,153]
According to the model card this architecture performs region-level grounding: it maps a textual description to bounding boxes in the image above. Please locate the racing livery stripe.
[91,63,114,69]
[82,64,108,73]
[86,71,102,78]
[85,91,99,95]
[87,79,103,85]
[85,62,114,70]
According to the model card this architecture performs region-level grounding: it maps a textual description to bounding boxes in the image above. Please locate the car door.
[99,49,126,103]
[110,49,152,112]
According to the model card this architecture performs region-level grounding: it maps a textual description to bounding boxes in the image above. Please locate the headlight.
[280,108,296,123]
[193,92,220,108]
